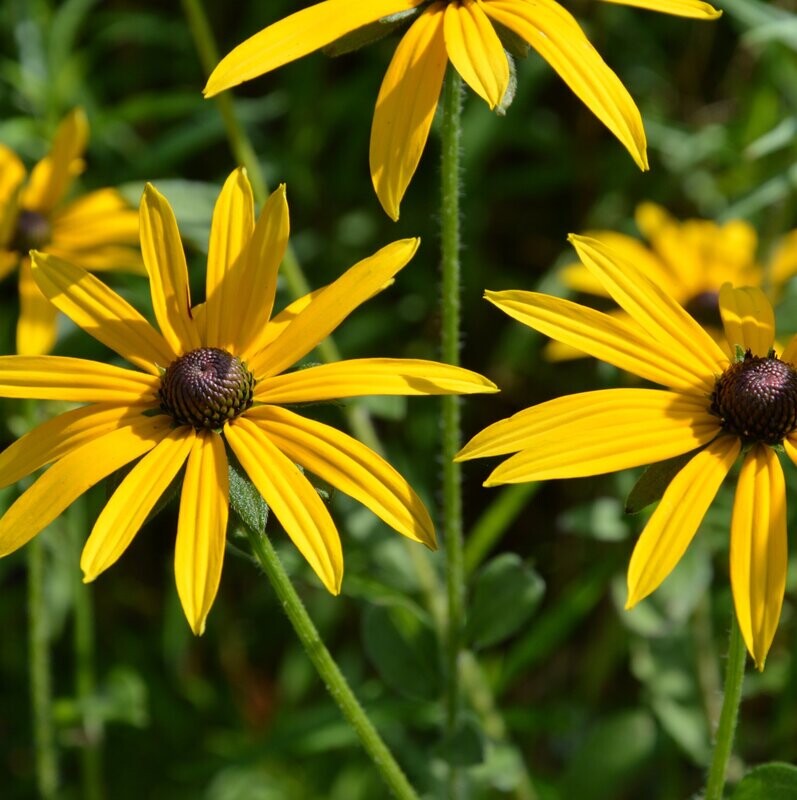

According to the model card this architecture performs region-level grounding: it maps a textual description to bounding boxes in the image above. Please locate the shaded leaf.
[732,763,797,799]
[625,450,699,514]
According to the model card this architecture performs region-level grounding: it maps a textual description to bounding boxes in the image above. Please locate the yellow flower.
[204,0,720,221]
[0,168,497,635]
[458,234,797,669]
[0,109,142,355]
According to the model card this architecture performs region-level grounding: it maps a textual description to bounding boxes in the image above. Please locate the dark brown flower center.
[684,290,720,329]
[159,347,254,430]
[710,351,797,444]
[10,210,52,253]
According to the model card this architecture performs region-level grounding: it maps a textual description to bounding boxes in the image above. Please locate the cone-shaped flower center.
[11,210,52,254]
[159,347,255,430]
[684,291,721,329]
[710,351,797,444]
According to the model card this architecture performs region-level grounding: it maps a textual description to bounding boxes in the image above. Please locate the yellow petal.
[205,168,255,350]
[459,388,714,460]
[31,251,176,373]
[730,445,786,670]
[783,435,797,468]
[175,430,229,635]
[444,0,508,109]
[0,250,18,282]
[370,4,448,220]
[249,239,419,378]
[718,284,775,357]
[82,426,195,582]
[486,289,714,392]
[626,436,740,607]
[46,243,145,275]
[139,184,201,354]
[599,0,721,19]
[781,334,797,365]
[769,230,797,290]
[0,355,159,403]
[21,108,89,214]
[255,357,497,403]
[483,0,648,170]
[204,0,426,96]
[0,145,26,246]
[17,258,58,355]
[247,405,435,547]
[0,414,171,558]
[49,188,140,249]
[225,416,343,594]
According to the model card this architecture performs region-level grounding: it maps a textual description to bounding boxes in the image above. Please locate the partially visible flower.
[0,109,142,355]
[204,0,720,221]
[0,168,497,634]
[458,234,797,669]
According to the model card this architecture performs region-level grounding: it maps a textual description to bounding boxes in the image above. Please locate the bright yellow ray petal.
[139,184,201,354]
[444,0,509,109]
[204,0,426,96]
[0,415,171,558]
[718,284,775,357]
[458,388,715,460]
[254,357,497,403]
[17,258,58,356]
[248,239,419,378]
[0,355,159,402]
[626,436,740,607]
[82,427,195,582]
[21,109,89,214]
[225,417,343,594]
[486,290,715,392]
[0,145,26,246]
[730,445,786,670]
[31,251,176,373]
[784,435,797,468]
[370,4,448,220]
[247,405,435,547]
[46,244,145,275]
[205,168,254,350]
[600,0,721,19]
[175,430,229,635]
[483,0,648,170]
[49,188,140,248]
[781,334,797,365]
[0,250,18,282]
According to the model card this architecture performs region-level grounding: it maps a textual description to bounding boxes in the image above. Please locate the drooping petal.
[0,355,159,403]
[486,290,713,392]
[175,430,229,635]
[49,188,140,249]
[225,416,343,594]
[21,109,89,214]
[626,435,740,608]
[204,0,426,96]
[31,251,176,372]
[718,284,775,357]
[248,239,419,378]
[254,357,497,403]
[730,445,786,670]
[247,405,435,547]
[600,0,721,19]
[444,0,509,109]
[139,184,201,354]
[483,0,648,170]
[0,414,171,558]
[370,4,448,220]
[82,426,195,582]
[205,168,255,350]
[16,258,58,356]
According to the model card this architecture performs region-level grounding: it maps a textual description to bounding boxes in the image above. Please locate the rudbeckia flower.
[204,0,720,221]
[458,234,797,669]
[0,168,497,634]
[0,109,142,355]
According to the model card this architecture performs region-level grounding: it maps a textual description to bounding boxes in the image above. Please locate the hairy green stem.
[245,528,421,800]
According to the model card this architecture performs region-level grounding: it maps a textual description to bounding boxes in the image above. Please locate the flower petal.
[730,445,786,670]
[175,430,229,635]
[204,0,426,96]
[483,0,648,169]
[225,416,343,594]
[600,0,721,19]
[82,426,195,582]
[370,4,448,220]
[780,334,797,365]
[139,184,201,354]
[17,258,58,355]
[31,251,176,372]
[46,244,145,275]
[247,405,435,547]
[0,145,26,247]
[248,239,419,378]
[718,284,775,357]
[626,435,740,607]
[50,188,140,249]
[0,414,171,558]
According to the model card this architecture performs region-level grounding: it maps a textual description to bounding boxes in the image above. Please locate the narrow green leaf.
[228,458,269,535]
[625,450,699,514]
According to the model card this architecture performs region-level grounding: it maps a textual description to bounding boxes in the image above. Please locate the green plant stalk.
[244,527,421,800]
[703,613,746,800]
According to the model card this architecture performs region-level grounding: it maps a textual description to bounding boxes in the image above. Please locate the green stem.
[703,613,746,800]
[244,527,421,800]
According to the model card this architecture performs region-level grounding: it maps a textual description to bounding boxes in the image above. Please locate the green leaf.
[228,458,269,535]
[732,763,797,799]
[432,715,485,768]
[321,12,418,57]
[466,554,545,649]
[625,450,697,514]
